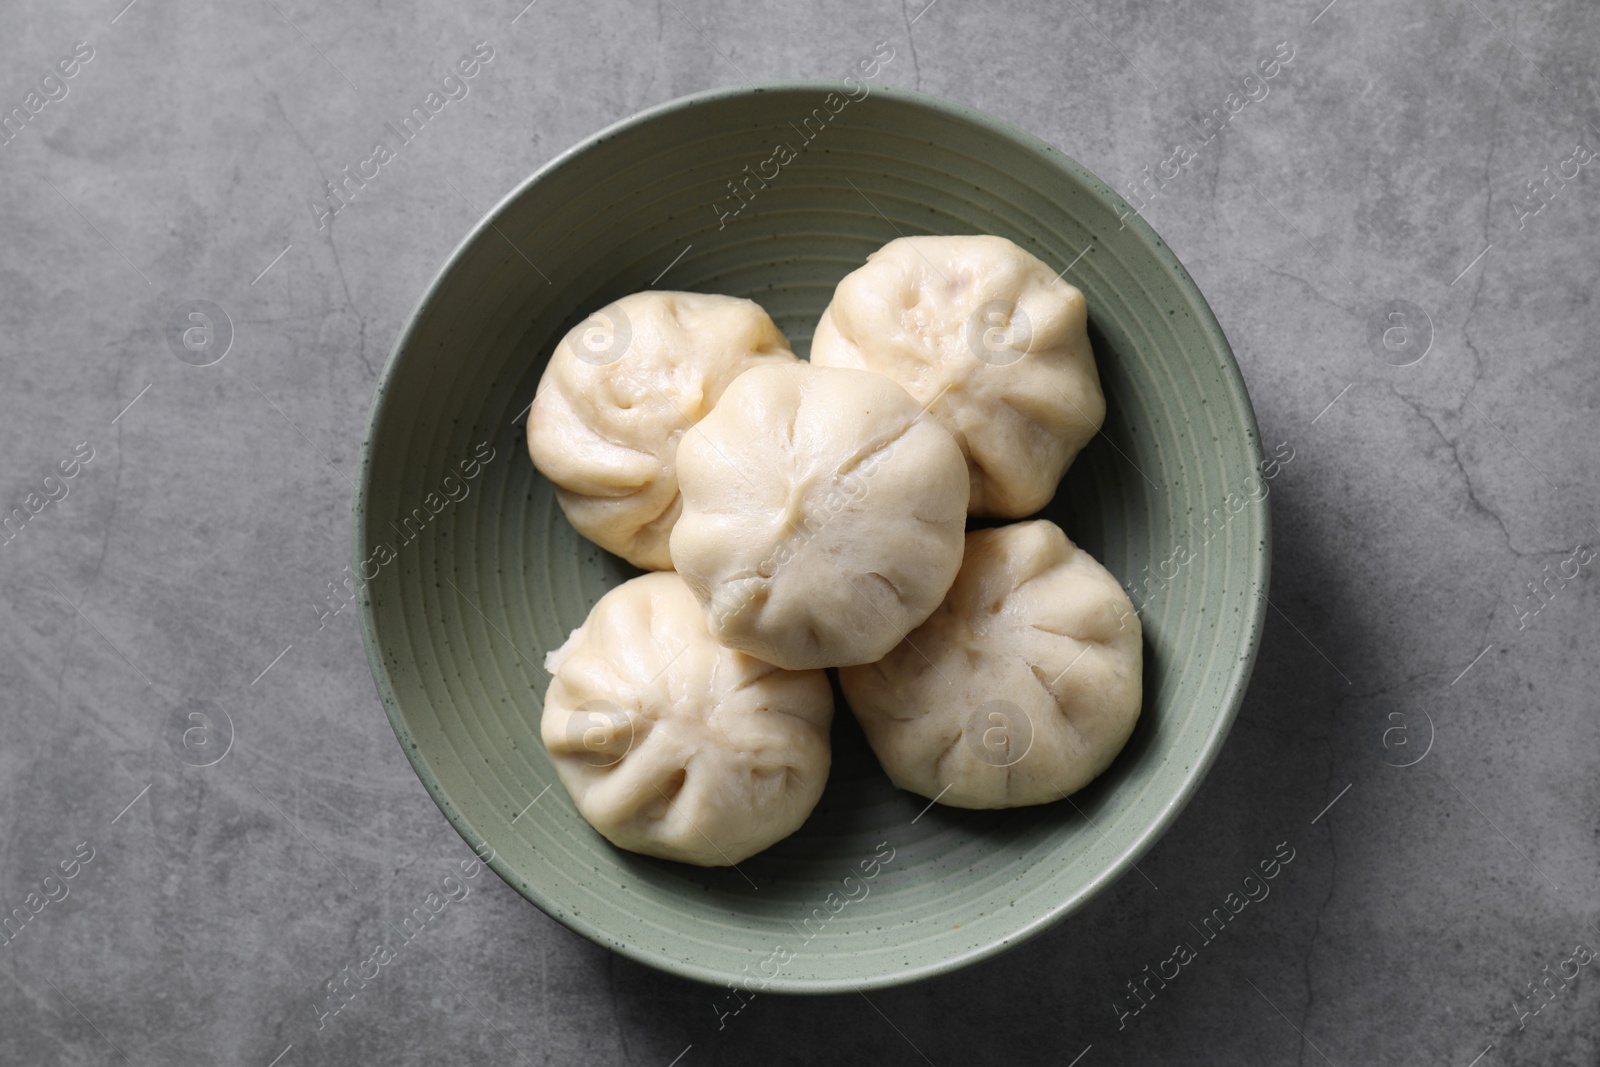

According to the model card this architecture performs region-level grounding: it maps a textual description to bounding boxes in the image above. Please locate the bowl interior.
[355,83,1268,993]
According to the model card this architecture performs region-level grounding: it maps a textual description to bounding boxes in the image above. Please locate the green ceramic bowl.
[355,82,1269,993]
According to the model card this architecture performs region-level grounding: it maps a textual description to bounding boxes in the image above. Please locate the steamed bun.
[526,291,798,569]
[670,362,969,670]
[810,235,1104,517]
[839,520,1141,809]
[540,572,833,866]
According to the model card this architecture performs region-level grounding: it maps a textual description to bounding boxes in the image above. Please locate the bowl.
[354,82,1270,993]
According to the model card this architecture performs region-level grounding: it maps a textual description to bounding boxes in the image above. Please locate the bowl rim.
[353,79,1271,994]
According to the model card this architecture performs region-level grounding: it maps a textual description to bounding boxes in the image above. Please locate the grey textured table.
[3,0,1597,1064]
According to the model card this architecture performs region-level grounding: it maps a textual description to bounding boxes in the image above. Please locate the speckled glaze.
[353,83,1269,994]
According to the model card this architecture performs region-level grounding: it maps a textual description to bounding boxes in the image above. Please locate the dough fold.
[840,520,1142,809]
[670,362,969,670]
[811,235,1104,516]
[541,572,834,865]
[527,291,798,569]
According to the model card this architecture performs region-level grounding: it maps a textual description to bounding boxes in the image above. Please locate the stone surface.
[2,0,1597,1064]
